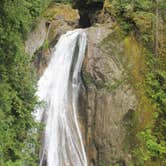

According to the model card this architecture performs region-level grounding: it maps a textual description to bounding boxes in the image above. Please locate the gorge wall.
[25,1,161,166]
[26,2,138,166]
[79,25,138,166]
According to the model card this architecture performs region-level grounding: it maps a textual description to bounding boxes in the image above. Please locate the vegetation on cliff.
[81,0,165,165]
[0,0,52,165]
[103,0,166,165]
[0,0,165,165]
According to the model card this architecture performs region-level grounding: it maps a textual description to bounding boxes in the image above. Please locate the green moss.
[99,26,161,164]
[101,0,166,164]
[123,33,166,165]
[123,109,138,160]
[99,27,126,71]
[123,35,155,124]
[104,79,126,92]
[82,71,94,86]
[42,2,78,21]
[42,39,49,50]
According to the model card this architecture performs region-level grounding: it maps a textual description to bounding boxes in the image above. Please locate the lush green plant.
[105,0,166,164]
[53,0,73,4]
[134,128,166,165]
[0,0,51,165]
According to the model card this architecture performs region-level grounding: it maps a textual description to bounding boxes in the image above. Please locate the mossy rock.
[103,0,112,14]
[99,27,155,156]
[43,2,79,21]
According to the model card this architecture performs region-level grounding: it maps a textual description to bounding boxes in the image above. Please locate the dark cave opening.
[79,11,91,28]
[73,0,104,28]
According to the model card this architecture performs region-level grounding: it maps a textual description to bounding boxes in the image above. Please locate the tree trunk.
[155,0,159,56]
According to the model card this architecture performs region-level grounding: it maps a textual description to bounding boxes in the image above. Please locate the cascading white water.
[35,29,88,166]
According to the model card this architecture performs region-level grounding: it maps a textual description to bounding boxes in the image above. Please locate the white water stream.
[35,29,88,166]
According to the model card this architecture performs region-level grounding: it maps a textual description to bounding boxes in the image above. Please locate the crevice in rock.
[73,0,104,28]
[79,11,91,28]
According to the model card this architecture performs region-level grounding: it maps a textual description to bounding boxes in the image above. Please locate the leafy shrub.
[0,0,51,164]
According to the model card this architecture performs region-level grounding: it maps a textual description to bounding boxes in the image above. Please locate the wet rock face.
[79,25,138,166]
[25,19,48,57]
[26,2,139,165]
[25,3,79,54]
[25,3,79,76]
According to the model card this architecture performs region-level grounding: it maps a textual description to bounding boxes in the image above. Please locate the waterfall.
[35,29,88,166]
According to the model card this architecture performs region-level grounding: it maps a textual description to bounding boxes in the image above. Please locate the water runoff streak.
[35,29,88,166]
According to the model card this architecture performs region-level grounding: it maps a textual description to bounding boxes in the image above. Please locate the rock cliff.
[77,24,138,166]
[25,3,79,76]
[26,2,152,166]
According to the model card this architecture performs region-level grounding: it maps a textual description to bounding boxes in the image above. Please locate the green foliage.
[107,0,156,39]
[104,79,125,92]
[53,0,73,4]
[105,0,166,164]
[0,0,51,165]
[82,72,94,85]
[146,70,166,141]
[42,40,49,50]
[134,129,166,165]
[131,52,166,164]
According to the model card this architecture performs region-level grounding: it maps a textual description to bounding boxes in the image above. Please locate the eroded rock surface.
[27,3,139,165]
[25,19,48,57]
[25,3,79,76]
[79,25,138,166]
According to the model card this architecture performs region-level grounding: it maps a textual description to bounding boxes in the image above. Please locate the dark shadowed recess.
[73,0,104,28]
